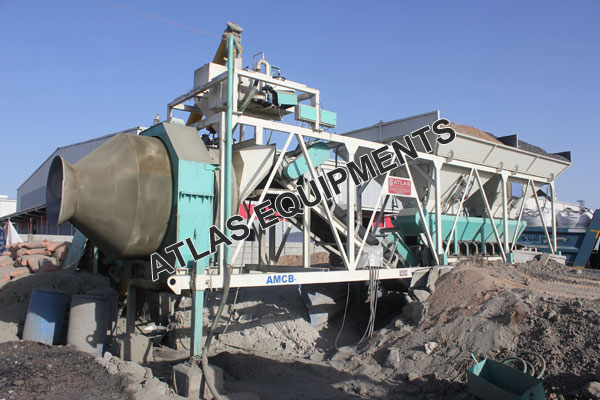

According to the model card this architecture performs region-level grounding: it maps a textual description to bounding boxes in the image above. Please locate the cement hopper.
[231,141,276,204]
[46,133,173,259]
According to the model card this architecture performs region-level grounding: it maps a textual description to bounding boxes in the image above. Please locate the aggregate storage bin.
[22,288,68,344]
[467,359,545,400]
[66,294,110,355]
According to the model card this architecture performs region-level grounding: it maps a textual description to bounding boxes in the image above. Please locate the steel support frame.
[168,266,430,294]
[222,116,559,269]
[410,155,558,261]
[217,113,432,285]
[170,65,563,289]
[274,222,293,263]
[510,180,532,252]
[302,180,311,269]
[223,114,446,270]
[444,168,474,256]
[354,153,401,268]
[501,172,510,254]
[296,131,353,270]
[532,180,556,254]
[550,181,557,252]
[346,148,357,270]
[507,178,558,255]
[474,169,507,261]
[433,159,443,259]
[230,132,294,264]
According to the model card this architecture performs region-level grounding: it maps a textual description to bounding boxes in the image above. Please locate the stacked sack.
[0,240,70,283]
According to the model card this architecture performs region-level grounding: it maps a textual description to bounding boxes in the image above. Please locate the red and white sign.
[387,177,412,196]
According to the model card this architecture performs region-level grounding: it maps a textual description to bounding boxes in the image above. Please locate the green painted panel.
[177,161,215,267]
[296,104,318,123]
[320,109,337,128]
[386,233,419,266]
[467,359,545,400]
[274,90,298,107]
[392,208,527,247]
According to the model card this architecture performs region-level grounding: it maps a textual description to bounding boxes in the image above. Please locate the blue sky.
[1,1,598,207]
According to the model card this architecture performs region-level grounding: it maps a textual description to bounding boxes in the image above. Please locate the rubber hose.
[204,263,231,353]
[501,352,546,380]
[199,261,231,400]
[522,351,546,379]
[200,353,225,400]
[500,357,527,373]
[523,360,535,376]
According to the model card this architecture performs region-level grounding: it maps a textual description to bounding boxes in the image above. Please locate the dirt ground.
[0,341,124,400]
[0,258,599,399]
[198,259,600,399]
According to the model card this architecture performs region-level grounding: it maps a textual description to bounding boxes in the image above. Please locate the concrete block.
[513,249,567,265]
[410,288,431,302]
[112,333,153,364]
[301,283,347,330]
[172,363,225,399]
[409,269,429,288]
[539,252,551,265]
[172,364,203,399]
[512,250,537,263]
[167,329,191,350]
[426,267,440,291]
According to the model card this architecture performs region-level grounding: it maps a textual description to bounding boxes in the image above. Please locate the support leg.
[434,160,443,263]
[551,181,557,254]
[268,225,276,265]
[501,173,510,257]
[303,180,311,269]
[126,283,136,334]
[191,269,204,357]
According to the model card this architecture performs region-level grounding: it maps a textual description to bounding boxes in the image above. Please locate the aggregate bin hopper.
[344,112,571,265]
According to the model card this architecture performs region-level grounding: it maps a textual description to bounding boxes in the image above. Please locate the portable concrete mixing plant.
[45,23,571,361]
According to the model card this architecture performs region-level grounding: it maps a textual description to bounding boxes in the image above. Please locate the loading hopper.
[343,111,570,218]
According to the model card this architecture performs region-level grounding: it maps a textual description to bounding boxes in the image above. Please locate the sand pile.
[333,260,600,399]
[204,259,600,399]
[205,286,322,358]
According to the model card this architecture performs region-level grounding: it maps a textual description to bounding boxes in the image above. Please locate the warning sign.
[387,177,411,196]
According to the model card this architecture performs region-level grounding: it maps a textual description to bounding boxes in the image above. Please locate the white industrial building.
[0,127,144,235]
[0,195,16,217]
